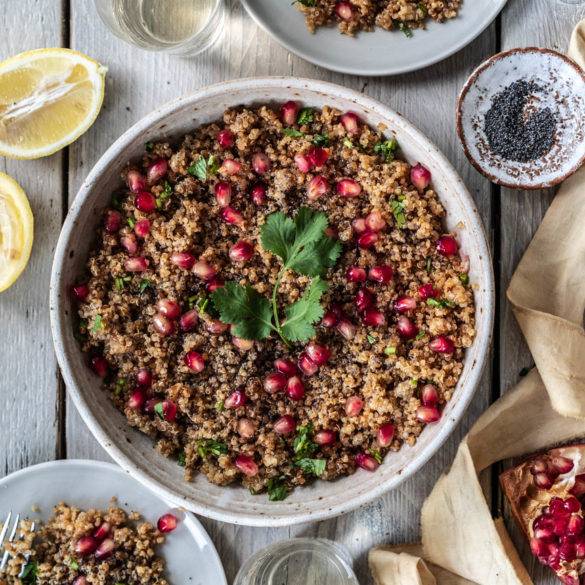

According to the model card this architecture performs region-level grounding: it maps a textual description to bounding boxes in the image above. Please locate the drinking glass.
[94,0,225,56]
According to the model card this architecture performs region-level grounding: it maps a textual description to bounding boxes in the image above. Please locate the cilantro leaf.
[211,282,273,340]
[21,560,37,584]
[288,235,341,277]
[282,128,305,138]
[91,315,103,333]
[293,424,318,459]
[156,181,172,208]
[138,278,152,293]
[267,478,289,501]
[260,212,297,263]
[427,298,456,309]
[313,134,329,146]
[296,458,326,477]
[297,108,314,125]
[177,451,186,467]
[390,198,407,228]
[196,439,228,458]
[374,138,398,161]
[370,450,383,464]
[188,155,219,181]
[281,277,328,342]
[459,273,470,285]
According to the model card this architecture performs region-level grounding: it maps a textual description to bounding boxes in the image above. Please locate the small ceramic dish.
[457,48,585,190]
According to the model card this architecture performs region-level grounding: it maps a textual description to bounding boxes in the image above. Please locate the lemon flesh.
[0,48,106,159]
[0,172,34,292]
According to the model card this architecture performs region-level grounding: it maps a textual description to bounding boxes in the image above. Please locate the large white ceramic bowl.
[50,77,494,527]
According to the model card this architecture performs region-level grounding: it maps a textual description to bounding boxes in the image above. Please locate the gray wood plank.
[0,0,65,476]
[499,2,585,583]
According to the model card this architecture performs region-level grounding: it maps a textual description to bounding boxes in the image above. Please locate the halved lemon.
[0,48,106,159]
[0,172,34,292]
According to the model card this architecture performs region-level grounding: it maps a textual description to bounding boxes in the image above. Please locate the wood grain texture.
[0,0,65,475]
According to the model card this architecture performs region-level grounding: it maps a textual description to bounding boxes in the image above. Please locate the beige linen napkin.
[370,20,585,585]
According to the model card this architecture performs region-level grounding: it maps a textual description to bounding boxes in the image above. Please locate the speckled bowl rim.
[456,47,585,190]
[50,77,495,527]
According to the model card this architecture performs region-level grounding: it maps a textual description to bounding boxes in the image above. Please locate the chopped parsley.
[293,424,318,459]
[370,450,383,464]
[215,399,225,412]
[177,451,186,467]
[459,273,470,285]
[427,298,456,309]
[21,560,37,584]
[267,477,289,501]
[114,275,131,291]
[145,141,154,153]
[384,346,396,355]
[127,216,136,228]
[154,402,164,419]
[282,128,305,138]
[343,138,354,148]
[390,197,406,228]
[196,439,228,458]
[156,181,172,208]
[69,559,79,570]
[189,293,213,316]
[297,108,314,125]
[188,155,219,181]
[410,378,418,387]
[138,279,152,294]
[367,334,377,344]
[91,315,103,333]
[313,134,330,147]
[398,22,413,37]
[415,330,426,340]
[295,457,326,477]
[374,138,398,161]
[114,378,126,396]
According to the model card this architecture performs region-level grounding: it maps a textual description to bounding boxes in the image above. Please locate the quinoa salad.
[0,503,170,585]
[294,0,461,37]
[72,102,475,501]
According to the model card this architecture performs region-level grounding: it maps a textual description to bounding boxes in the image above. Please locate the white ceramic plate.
[0,460,227,585]
[240,0,508,76]
[50,77,494,527]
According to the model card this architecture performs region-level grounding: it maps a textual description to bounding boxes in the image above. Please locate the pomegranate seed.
[549,497,566,515]
[127,169,147,193]
[225,388,247,409]
[205,319,229,335]
[347,266,367,283]
[274,415,297,436]
[355,288,375,312]
[394,296,416,313]
[534,473,554,489]
[322,310,339,328]
[125,256,149,272]
[250,183,267,205]
[229,240,254,263]
[104,209,122,233]
[252,152,271,175]
[171,252,196,270]
[205,278,224,293]
[264,372,288,394]
[192,260,216,281]
[352,218,367,234]
[421,384,439,406]
[233,336,254,351]
[315,430,336,446]
[214,181,232,207]
[534,525,555,542]
[147,159,168,184]
[298,352,319,376]
[281,100,299,126]
[568,515,584,535]
[184,350,205,372]
[560,575,579,585]
[136,368,152,387]
[221,206,244,226]
[90,356,108,378]
[336,1,354,20]
[144,398,158,413]
[377,423,395,447]
[134,218,151,238]
[294,153,311,173]
[565,497,581,513]
[220,158,241,175]
[159,400,177,422]
[179,309,199,332]
[416,405,441,423]
[336,178,362,197]
[95,537,115,560]
[307,147,329,168]
[410,163,432,191]
[135,191,157,213]
[286,376,305,401]
[345,396,364,417]
[235,454,259,477]
[365,210,386,232]
[570,474,585,497]
[530,459,549,475]
[396,316,418,339]
[560,542,577,562]
[75,535,98,557]
[429,336,455,354]
[156,298,180,319]
[73,577,88,585]
[337,318,357,340]
[341,112,360,135]
[363,309,386,327]
[306,342,331,366]
[127,389,145,411]
[307,175,330,201]
[217,129,234,149]
[153,314,175,336]
[551,456,575,474]
[355,452,379,471]
[368,265,393,284]
[530,537,549,558]
[71,283,89,302]
[418,283,437,299]
[436,235,459,257]
[576,537,585,558]
[238,418,256,439]
[274,358,299,377]
[157,513,178,533]
[357,231,378,249]
[93,522,112,540]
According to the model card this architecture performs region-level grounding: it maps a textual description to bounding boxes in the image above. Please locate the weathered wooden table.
[1,0,583,582]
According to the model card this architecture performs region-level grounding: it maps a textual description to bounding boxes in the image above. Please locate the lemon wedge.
[0,172,34,292]
[0,48,106,159]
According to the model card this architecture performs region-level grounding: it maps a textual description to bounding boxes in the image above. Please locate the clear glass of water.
[234,538,360,585]
[94,0,225,56]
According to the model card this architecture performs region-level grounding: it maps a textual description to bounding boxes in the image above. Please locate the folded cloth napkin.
[369,19,585,585]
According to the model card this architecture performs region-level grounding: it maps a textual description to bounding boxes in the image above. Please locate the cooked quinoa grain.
[0,503,167,585]
[295,0,461,36]
[74,103,475,499]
